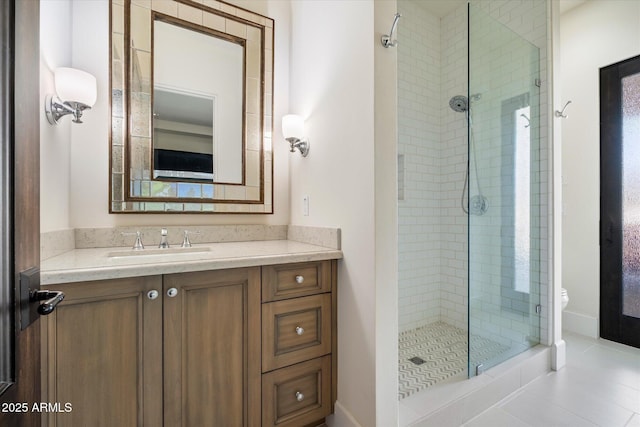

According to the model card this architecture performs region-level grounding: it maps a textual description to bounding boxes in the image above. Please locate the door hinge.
[536,304,542,314]
[535,78,542,87]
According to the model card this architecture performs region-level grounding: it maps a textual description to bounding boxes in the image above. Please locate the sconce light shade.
[54,68,97,107]
[282,114,305,139]
[282,114,309,157]
[45,67,97,125]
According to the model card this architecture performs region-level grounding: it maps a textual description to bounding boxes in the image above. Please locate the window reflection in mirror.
[153,18,244,184]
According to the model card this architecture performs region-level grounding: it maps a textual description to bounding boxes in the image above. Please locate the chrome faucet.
[181,230,192,248]
[121,231,144,250]
[181,230,201,248]
[158,228,170,248]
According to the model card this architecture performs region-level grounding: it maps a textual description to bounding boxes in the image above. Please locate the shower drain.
[408,356,426,365]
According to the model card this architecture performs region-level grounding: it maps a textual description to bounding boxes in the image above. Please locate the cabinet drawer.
[262,261,331,302]
[263,294,331,372]
[262,356,331,427]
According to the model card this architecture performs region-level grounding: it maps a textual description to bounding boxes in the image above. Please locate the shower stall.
[397,1,548,401]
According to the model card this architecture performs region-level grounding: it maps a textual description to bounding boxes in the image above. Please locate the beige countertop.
[41,240,343,285]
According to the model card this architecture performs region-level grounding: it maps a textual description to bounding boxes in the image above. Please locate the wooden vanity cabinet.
[41,275,164,427]
[261,260,337,427]
[163,268,261,427]
[41,261,337,427]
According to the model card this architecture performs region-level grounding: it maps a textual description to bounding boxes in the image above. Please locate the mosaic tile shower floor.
[398,322,509,399]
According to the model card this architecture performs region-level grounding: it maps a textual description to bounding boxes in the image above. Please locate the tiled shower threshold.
[399,344,550,426]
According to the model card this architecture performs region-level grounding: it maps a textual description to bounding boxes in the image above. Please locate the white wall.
[40,0,73,233]
[40,0,290,231]
[560,0,640,337]
[374,1,399,424]
[288,2,377,425]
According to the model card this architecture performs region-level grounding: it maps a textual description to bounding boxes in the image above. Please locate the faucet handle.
[181,230,201,248]
[121,231,145,250]
[161,228,168,236]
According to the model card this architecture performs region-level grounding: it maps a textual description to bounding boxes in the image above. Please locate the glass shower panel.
[468,4,541,376]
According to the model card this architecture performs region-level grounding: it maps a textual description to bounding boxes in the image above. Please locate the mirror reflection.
[110,0,274,213]
[153,19,244,184]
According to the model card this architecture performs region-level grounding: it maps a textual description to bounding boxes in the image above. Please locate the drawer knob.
[167,287,178,298]
[295,275,304,284]
[147,290,159,300]
[295,391,304,402]
[295,326,304,335]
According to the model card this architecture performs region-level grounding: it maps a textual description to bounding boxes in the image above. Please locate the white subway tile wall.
[397,0,549,352]
[397,1,442,332]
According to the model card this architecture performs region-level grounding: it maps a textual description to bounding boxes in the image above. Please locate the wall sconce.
[282,114,309,157]
[45,67,97,125]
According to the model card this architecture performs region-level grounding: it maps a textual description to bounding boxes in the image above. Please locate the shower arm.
[381,13,401,48]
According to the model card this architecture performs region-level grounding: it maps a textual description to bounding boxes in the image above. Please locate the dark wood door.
[600,54,640,348]
[0,0,42,425]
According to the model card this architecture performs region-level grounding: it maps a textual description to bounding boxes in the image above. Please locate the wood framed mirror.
[110,0,274,213]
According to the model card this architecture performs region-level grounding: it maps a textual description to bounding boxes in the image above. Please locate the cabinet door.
[163,267,261,427]
[42,276,163,427]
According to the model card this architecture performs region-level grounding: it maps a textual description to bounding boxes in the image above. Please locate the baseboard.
[327,401,362,427]
[562,310,598,338]
[551,339,566,370]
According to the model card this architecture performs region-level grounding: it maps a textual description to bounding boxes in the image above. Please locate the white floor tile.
[512,386,633,427]
[525,365,640,413]
[463,407,530,427]
[501,392,598,427]
[571,344,640,391]
[563,332,598,358]
[626,413,640,427]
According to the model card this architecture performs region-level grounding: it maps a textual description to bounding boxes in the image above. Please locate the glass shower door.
[467,4,541,376]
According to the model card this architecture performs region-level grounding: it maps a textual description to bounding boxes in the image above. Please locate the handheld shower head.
[449,95,468,113]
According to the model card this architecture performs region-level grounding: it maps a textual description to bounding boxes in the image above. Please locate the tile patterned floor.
[465,333,640,427]
[399,322,509,399]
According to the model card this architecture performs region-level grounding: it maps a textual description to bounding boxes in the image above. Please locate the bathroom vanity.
[40,240,341,427]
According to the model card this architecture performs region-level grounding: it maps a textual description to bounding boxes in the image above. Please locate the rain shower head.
[449,95,468,113]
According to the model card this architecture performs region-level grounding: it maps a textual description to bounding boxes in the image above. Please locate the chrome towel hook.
[555,100,572,118]
[381,13,402,48]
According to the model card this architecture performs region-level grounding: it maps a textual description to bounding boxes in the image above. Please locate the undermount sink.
[107,246,211,259]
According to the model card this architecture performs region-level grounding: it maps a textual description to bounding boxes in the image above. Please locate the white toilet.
[561,288,569,310]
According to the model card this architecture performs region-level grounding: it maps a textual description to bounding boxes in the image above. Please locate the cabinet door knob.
[295,275,304,284]
[295,391,304,402]
[147,290,159,300]
[295,326,304,335]
[167,287,178,298]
